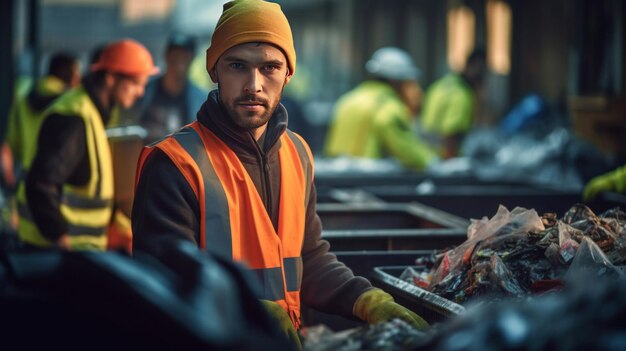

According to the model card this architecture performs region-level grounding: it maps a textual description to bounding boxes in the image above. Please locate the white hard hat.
[365,47,421,81]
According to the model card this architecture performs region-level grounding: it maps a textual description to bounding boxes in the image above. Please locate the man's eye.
[263,65,278,72]
[229,63,244,69]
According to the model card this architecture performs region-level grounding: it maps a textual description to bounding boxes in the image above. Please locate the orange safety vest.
[136,121,313,328]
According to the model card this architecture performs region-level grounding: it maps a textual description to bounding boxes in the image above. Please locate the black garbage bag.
[411,271,626,351]
[0,240,292,350]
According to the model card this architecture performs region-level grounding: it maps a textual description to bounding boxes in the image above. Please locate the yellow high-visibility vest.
[18,86,114,250]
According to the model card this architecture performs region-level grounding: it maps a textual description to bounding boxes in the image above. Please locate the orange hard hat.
[90,39,159,76]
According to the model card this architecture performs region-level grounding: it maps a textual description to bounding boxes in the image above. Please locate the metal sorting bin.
[325,228,467,251]
[316,186,383,204]
[357,184,586,219]
[317,202,470,231]
[301,254,467,330]
[303,202,469,330]
[334,250,432,278]
[371,266,465,324]
[319,202,469,251]
[314,171,518,189]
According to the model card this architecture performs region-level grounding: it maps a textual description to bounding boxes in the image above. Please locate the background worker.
[130,33,206,143]
[420,49,487,159]
[324,47,439,171]
[21,39,158,251]
[6,52,81,184]
[583,164,626,201]
[132,1,428,349]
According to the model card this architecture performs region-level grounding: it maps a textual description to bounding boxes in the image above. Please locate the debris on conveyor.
[412,273,626,351]
[403,204,626,304]
[301,318,432,351]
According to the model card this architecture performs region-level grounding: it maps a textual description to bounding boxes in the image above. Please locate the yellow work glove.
[260,300,302,351]
[353,288,429,330]
[583,165,626,201]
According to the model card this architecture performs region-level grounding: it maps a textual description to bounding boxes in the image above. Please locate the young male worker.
[132,1,429,349]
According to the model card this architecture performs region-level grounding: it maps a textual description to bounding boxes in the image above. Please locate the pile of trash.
[414,273,626,351]
[404,204,626,304]
[426,126,617,190]
[301,319,430,351]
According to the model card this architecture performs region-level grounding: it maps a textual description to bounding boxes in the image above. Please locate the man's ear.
[209,67,219,83]
[284,69,292,85]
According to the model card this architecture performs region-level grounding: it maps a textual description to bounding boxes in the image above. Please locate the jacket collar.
[196,89,288,162]
[82,75,114,126]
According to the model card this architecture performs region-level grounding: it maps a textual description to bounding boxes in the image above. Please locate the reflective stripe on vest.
[17,86,113,250]
[18,202,108,236]
[284,130,314,208]
[61,193,113,209]
[171,127,233,259]
[137,121,312,328]
[251,256,304,300]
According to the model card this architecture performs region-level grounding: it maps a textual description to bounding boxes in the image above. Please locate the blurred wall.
[282,0,448,109]
[280,0,625,155]
[6,0,625,157]
[40,2,170,70]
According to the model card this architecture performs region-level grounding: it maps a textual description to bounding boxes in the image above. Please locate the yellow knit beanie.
[206,0,296,79]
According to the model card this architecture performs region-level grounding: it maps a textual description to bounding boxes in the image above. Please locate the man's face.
[210,43,291,132]
[465,58,487,87]
[112,74,149,109]
[399,80,423,117]
[165,47,194,80]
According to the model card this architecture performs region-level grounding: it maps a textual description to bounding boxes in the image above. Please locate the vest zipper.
[262,155,272,217]
[251,133,273,219]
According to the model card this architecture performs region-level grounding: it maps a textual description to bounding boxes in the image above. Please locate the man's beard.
[219,86,283,131]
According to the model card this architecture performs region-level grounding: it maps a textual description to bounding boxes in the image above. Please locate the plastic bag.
[400,266,432,288]
[566,237,623,282]
[489,254,525,297]
[468,206,544,241]
[430,206,544,287]
[300,324,361,351]
[301,319,430,351]
[544,243,562,266]
[459,126,609,189]
[498,94,547,136]
[558,222,581,263]
[0,241,291,350]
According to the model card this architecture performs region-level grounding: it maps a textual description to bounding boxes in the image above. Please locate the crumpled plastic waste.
[301,319,431,351]
[424,204,626,304]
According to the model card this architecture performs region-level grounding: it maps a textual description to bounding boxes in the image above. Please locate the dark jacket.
[133,90,373,318]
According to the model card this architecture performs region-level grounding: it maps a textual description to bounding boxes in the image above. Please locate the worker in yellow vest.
[132,1,429,350]
[6,53,80,237]
[20,39,158,251]
[7,52,81,180]
[324,47,439,170]
[420,49,487,159]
